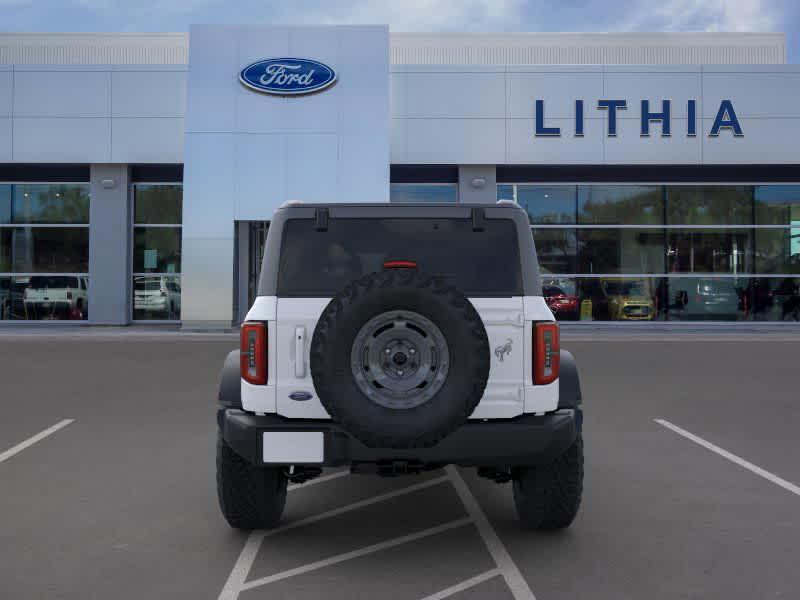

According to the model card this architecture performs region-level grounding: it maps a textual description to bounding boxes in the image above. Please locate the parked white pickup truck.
[23,275,88,320]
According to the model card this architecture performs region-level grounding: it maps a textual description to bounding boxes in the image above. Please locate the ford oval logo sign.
[239,58,337,96]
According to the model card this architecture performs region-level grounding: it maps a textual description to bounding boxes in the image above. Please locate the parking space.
[1,332,798,599]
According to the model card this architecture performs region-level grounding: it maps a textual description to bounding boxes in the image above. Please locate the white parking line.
[655,418,800,497]
[240,518,473,591]
[445,466,537,600]
[217,475,450,600]
[268,475,450,538]
[218,531,263,600]
[287,469,350,491]
[0,419,75,464]
[418,569,501,600]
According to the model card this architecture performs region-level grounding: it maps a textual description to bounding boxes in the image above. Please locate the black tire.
[216,432,287,530]
[310,269,490,449]
[512,434,584,530]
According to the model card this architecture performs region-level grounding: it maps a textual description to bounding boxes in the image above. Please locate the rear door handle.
[294,326,306,378]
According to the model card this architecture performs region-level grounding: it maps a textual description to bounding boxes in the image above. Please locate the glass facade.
[132,184,182,320]
[0,183,90,321]
[390,183,458,203]
[500,184,800,322]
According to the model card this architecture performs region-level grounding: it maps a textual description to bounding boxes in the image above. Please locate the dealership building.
[0,27,798,327]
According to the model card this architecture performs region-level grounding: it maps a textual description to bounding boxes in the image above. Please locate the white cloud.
[622,0,780,32]
[279,0,524,31]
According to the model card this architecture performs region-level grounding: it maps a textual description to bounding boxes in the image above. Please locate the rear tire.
[216,432,287,530]
[512,434,583,530]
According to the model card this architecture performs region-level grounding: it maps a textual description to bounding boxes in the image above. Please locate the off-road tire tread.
[216,432,287,530]
[310,269,489,449]
[513,434,584,530]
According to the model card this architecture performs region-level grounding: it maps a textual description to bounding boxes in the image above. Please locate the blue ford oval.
[239,58,337,96]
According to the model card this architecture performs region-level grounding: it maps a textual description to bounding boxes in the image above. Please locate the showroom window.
[666,186,753,225]
[390,183,458,203]
[499,183,800,322]
[499,184,575,224]
[0,183,90,321]
[579,185,663,225]
[132,184,182,321]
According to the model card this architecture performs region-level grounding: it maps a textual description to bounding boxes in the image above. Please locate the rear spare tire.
[310,269,490,448]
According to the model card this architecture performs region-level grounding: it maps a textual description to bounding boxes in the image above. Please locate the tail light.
[240,322,267,385]
[160,289,167,297]
[383,260,417,269]
[533,322,560,385]
[66,290,73,300]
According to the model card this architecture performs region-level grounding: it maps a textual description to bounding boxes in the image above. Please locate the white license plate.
[262,431,324,464]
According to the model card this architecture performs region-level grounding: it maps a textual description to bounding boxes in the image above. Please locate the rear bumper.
[218,408,581,468]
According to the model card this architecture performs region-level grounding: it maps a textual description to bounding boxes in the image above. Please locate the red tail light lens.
[240,322,267,385]
[533,322,560,385]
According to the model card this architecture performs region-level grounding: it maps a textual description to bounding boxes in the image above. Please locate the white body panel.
[274,298,330,419]
[242,294,559,419]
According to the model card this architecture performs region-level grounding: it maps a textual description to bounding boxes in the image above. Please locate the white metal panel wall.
[0,33,189,65]
[0,32,783,67]
[13,117,111,162]
[0,65,10,161]
[391,63,800,165]
[0,60,797,167]
[111,117,184,163]
[391,43,787,66]
[14,68,110,116]
[0,64,186,163]
[111,69,186,117]
[701,65,800,164]
[181,24,390,326]
[390,32,786,66]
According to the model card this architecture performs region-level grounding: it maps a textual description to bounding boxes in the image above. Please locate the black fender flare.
[218,349,242,409]
[558,349,582,410]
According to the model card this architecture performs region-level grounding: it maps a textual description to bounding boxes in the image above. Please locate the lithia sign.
[535,99,743,138]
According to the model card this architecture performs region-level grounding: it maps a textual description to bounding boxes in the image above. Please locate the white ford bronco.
[217,202,584,531]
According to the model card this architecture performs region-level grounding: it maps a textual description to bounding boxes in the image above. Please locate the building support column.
[458,166,497,204]
[88,164,131,325]
[235,221,249,325]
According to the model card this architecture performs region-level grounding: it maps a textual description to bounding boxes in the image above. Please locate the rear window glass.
[277,218,522,297]
[135,278,159,291]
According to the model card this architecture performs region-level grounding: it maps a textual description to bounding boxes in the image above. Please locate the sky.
[0,0,797,62]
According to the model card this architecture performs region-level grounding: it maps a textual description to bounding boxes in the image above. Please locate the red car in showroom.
[543,281,579,320]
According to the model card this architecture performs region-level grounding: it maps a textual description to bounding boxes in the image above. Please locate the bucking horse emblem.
[494,338,513,362]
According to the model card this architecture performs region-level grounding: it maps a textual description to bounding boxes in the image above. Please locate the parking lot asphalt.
[1,331,798,599]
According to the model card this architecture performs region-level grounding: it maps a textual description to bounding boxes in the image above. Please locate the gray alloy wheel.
[350,310,450,410]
